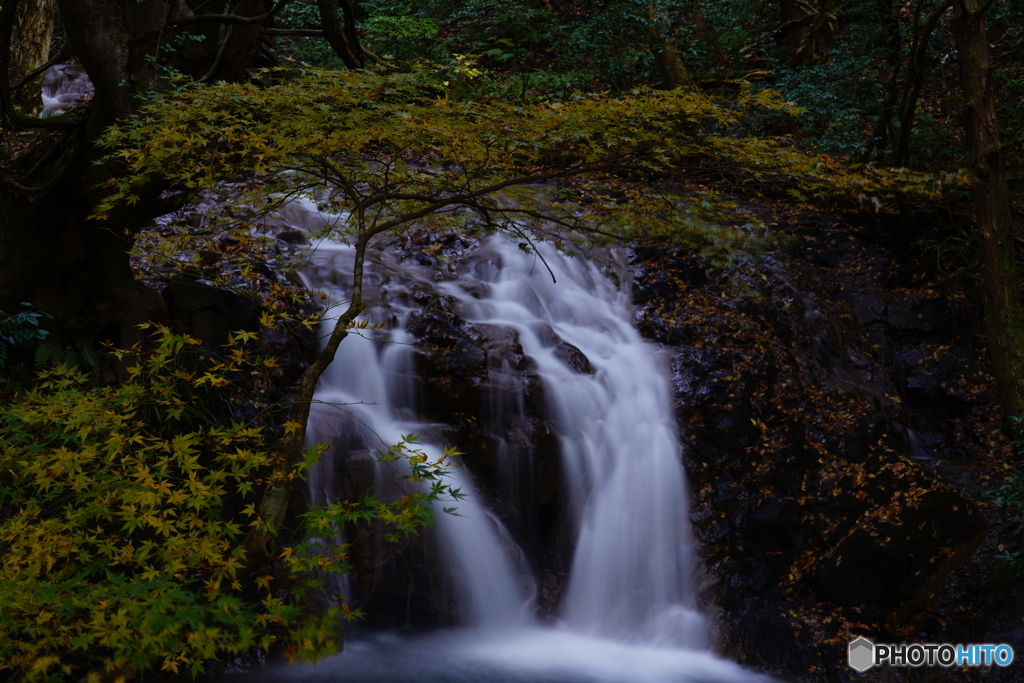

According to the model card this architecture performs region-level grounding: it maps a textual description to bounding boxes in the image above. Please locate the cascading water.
[439,242,705,648]
[291,210,529,628]
[248,201,772,683]
[40,64,93,116]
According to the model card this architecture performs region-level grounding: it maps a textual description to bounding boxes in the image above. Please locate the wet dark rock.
[162,278,260,347]
[892,527,1018,649]
[631,245,710,295]
[815,522,908,608]
[630,205,1018,682]
[350,273,570,620]
[747,496,801,551]
[722,601,812,671]
[887,297,944,333]
[837,288,886,325]
[903,489,984,555]
[825,412,885,463]
[816,247,844,268]
[276,228,307,244]
[552,340,593,374]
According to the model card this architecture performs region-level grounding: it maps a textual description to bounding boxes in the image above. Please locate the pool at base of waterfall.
[235,628,774,683]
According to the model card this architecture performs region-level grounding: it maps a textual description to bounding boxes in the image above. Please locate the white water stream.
[439,241,705,647]
[249,202,771,682]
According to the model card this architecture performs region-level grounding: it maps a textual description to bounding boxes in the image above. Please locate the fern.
[75,342,101,374]
[33,340,67,369]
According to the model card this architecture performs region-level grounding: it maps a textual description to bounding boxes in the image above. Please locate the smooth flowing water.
[40,64,93,116]
[244,202,771,683]
[439,241,705,648]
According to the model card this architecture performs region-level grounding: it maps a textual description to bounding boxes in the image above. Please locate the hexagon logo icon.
[848,637,875,672]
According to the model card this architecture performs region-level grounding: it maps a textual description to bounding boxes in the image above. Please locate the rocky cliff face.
[631,206,1021,682]
[287,211,1020,680]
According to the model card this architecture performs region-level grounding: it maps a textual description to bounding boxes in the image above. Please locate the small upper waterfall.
[258,199,770,682]
[40,64,93,116]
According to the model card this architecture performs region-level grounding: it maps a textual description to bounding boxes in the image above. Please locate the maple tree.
[0,323,463,681]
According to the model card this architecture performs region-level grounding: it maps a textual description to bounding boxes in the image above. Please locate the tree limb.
[262,28,325,37]
[13,40,70,92]
[174,0,293,26]
[316,0,363,69]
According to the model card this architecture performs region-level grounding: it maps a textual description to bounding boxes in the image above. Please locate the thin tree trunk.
[862,0,901,163]
[894,0,952,167]
[241,227,369,571]
[953,0,1024,425]
[206,0,272,81]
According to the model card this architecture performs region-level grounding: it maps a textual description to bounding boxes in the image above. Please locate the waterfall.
[40,64,93,116]
[440,240,706,648]
[257,201,770,682]
[295,221,528,627]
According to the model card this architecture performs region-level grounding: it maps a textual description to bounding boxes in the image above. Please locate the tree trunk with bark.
[646,4,691,90]
[317,0,363,69]
[2,0,370,570]
[1,0,207,345]
[9,0,53,83]
[777,0,836,66]
[205,0,273,82]
[953,0,1024,424]
[0,0,330,342]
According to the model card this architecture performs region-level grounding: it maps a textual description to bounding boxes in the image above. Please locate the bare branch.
[175,0,293,27]
[262,28,324,37]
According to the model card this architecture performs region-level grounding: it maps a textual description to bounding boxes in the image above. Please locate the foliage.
[301,435,465,546]
[0,324,462,681]
[431,0,751,93]
[360,1,441,61]
[33,339,101,375]
[93,66,948,254]
[989,416,1024,587]
[274,0,346,68]
[0,303,51,379]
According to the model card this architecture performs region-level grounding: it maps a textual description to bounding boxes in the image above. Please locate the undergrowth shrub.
[0,324,460,681]
[990,416,1024,591]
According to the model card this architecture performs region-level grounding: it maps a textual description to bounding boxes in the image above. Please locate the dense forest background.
[3,1,1024,681]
